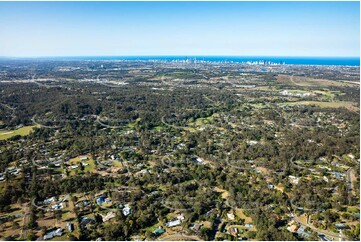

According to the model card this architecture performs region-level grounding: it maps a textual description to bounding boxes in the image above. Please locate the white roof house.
[166,219,181,227]
[227,213,235,220]
[44,197,56,204]
[123,204,132,216]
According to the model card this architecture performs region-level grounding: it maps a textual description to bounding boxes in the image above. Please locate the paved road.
[31,115,60,129]
[293,216,348,240]
[346,168,353,193]
[20,203,30,240]
[95,115,124,129]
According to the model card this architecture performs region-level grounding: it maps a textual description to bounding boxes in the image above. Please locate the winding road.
[292,216,348,240]
[346,168,353,194]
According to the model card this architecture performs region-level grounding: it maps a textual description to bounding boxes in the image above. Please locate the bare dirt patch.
[276,75,357,88]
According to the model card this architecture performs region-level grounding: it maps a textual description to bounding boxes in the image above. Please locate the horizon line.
[0,55,360,59]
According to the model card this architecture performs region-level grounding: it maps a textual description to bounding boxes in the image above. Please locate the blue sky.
[0,1,359,57]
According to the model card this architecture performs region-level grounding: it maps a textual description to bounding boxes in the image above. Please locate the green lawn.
[126,118,141,129]
[83,159,96,173]
[347,206,360,213]
[153,126,164,131]
[112,160,124,168]
[280,101,358,111]
[189,113,218,126]
[50,234,70,241]
[0,125,38,140]
[67,155,96,176]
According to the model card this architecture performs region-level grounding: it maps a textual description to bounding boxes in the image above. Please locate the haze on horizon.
[0,1,359,57]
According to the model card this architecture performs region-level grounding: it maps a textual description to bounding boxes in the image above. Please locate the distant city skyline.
[0,1,359,57]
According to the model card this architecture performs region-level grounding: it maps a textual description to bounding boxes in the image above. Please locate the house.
[166,219,181,227]
[288,175,299,185]
[80,157,88,161]
[227,213,235,220]
[297,226,311,238]
[76,200,89,208]
[51,203,63,211]
[196,158,204,164]
[335,223,349,230]
[230,227,238,236]
[332,172,344,180]
[205,209,214,217]
[123,204,132,216]
[44,197,55,204]
[247,140,258,146]
[96,196,105,205]
[287,224,298,233]
[318,234,332,241]
[153,227,165,236]
[102,212,116,222]
[43,228,64,240]
[280,90,289,96]
[43,233,53,240]
[66,223,74,232]
[267,184,275,189]
[244,224,253,229]
[136,169,149,175]
[234,85,256,88]
[348,154,355,159]
[191,223,202,232]
[319,165,331,171]
[101,160,111,166]
[9,168,20,176]
[80,217,94,228]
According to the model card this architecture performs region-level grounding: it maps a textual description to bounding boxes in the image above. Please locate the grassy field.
[276,75,357,88]
[0,125,38,140]
[214,187,230,199]
[67,155,96,175]
[281,101,359,112]
[110,160,124,168]
[153,125,165,131]
[235,209,253,224]
[193,116,214,125]
[346,206,360,214]
[250,103,268,109]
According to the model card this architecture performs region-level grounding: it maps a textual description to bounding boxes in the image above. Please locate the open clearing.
[235,209,253,224]
[0,125,38,140]
[67,155,96,175]
[214,187,230,199]
[276,75,358,88]
[281,101,359,112]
